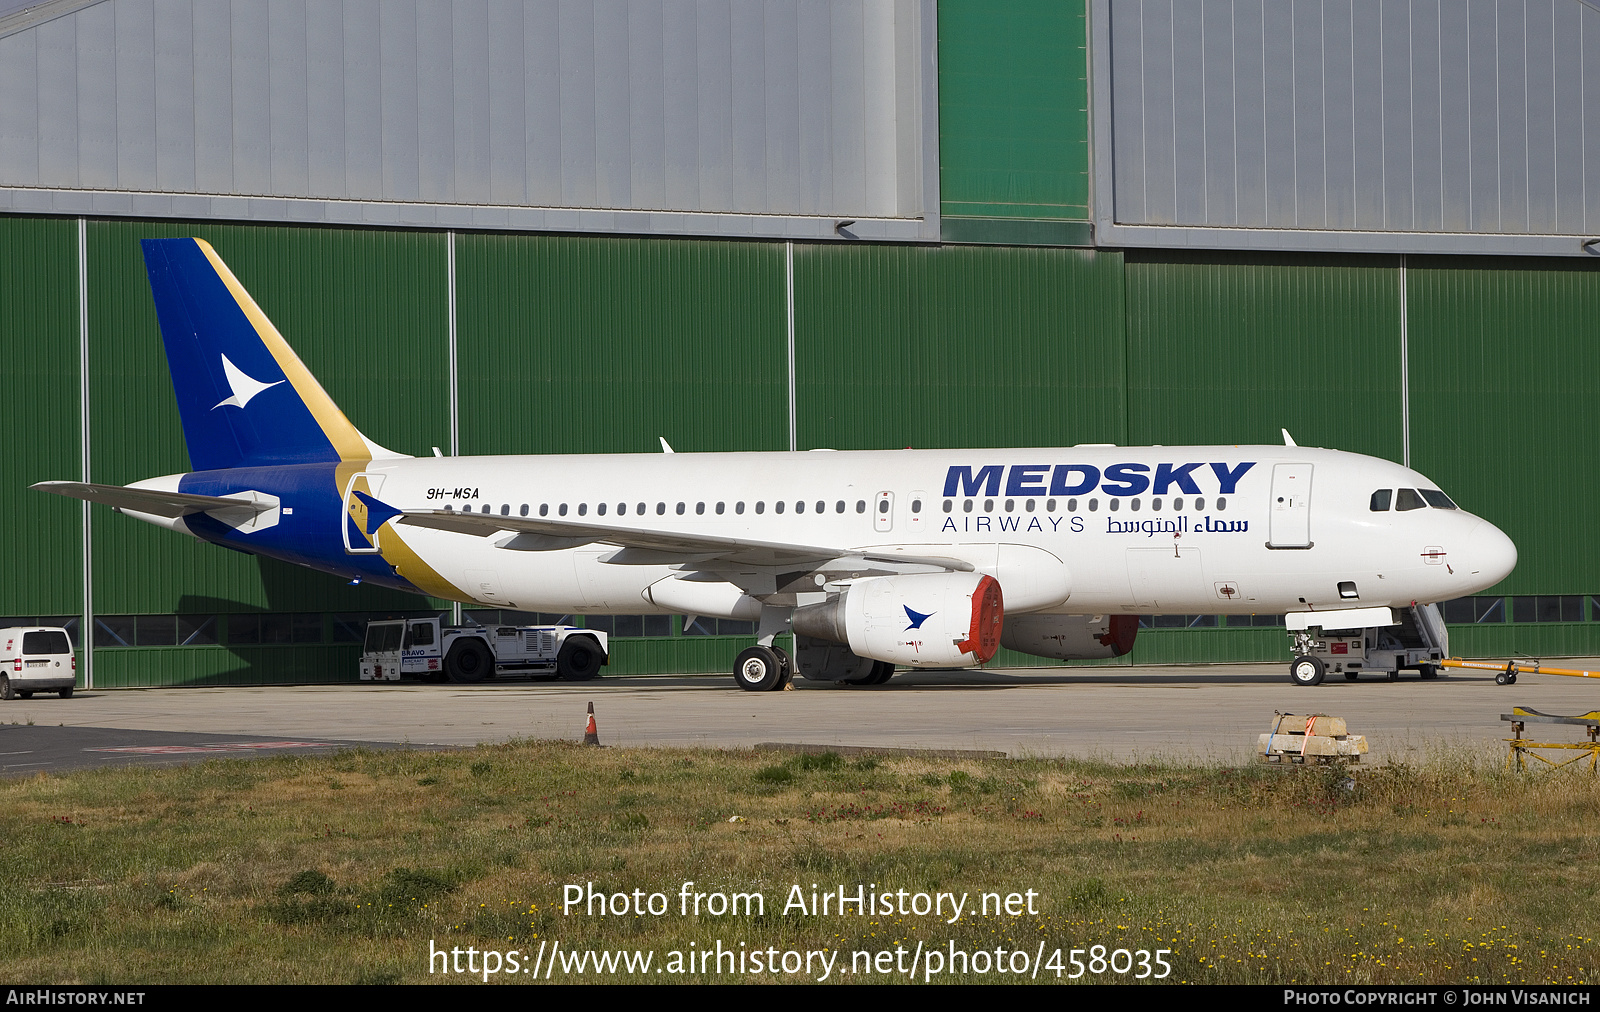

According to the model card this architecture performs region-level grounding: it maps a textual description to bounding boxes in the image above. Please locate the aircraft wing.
[31,481,273,519]
[376,496,972,573]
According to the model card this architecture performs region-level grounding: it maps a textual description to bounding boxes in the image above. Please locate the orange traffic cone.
[583,701,599,746]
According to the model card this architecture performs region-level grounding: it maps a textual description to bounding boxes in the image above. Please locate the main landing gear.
[733,644,793,692]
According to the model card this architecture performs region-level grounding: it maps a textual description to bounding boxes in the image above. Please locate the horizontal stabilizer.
[31,481,273,519]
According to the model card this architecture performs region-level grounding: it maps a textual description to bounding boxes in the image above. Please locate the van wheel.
[18,691,33,699]
[58,687,73,699]
[445,639,492,683]
[0,675,11,701]
[557,637,603,681]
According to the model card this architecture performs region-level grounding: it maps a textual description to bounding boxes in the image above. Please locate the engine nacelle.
[791,572,1002,668]
[1000,613,1137,660]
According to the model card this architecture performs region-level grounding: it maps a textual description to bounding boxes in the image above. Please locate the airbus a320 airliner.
[35,239,1517,691]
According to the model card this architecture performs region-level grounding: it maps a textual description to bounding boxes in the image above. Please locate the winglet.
[659,437,675,453]
[1281,428,1297,447]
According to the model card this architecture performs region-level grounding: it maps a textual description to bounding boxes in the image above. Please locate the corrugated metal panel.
[938,0,1090,220]
[0,0,927,221]
[1107,0,1600,235]
[455,233,787,455]
[794,244,1125,450]
[86,219,448,615]
[1124,251,1404,460]
[91,644,361,688]
[0,217,80,616]
[1407,256,1600,597]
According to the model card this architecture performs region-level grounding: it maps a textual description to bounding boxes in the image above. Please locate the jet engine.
[999,613,1137,660]
[791,572,1002,668]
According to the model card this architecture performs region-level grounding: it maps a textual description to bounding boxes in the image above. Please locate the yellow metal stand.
[1501,708,1600,773]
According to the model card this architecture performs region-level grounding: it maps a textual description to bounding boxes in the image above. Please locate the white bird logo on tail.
[212,354,284,410]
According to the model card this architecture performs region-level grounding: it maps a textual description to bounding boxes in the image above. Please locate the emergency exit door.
[1267,463,1312,548]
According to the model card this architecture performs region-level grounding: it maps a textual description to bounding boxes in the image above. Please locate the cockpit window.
[1369,489,1392,512]
[1395,488,1425,511]
[1420,489,1457,510]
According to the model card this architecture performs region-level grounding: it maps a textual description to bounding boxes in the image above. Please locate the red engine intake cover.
[956,575,1004,663]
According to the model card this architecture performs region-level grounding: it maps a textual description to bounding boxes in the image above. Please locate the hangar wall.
[5,219,1599,684]
[3,0,1598,686]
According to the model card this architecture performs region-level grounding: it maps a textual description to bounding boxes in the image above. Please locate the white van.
[0,627,76,699]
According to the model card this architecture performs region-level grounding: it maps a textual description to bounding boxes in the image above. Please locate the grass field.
[1,741,1596,984]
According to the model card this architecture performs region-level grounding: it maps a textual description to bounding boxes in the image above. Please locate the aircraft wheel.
[58,686,73,698]
[771,646,793,688]
[0,675,11,701]
[868,661,896,684]
[1344,671,1359,681]
[445,638,492,683]
[557,637,604,681]
[1290,655,1325,686]
[733,646,783,692]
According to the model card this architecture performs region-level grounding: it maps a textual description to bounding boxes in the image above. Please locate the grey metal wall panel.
[0,28,39,185]
[36,17,78,186]
[1101,0,1600,245]
[74,1,116,189]
[1,0,936,238]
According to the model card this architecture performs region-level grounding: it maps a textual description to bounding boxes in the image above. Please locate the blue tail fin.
[141,237,396,471]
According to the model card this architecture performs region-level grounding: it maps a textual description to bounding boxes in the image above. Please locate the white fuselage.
[332,444,1515,619]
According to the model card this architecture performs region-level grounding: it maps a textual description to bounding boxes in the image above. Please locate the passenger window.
[656,502,666,515]
[1151,498,1161,511]
[963,500,973,513]
[856,500,866,513]
[1025,499,1035,511]
[1370,489,1392,511]
[1173,497,1183,510]
[559,503,568,516]
[520,504,529,517]
[1066,499,1076,512]
[1130,499,1141,512]
[817,501,826,514]
[715,502,724,515]
[983,499,994,512]
[676,502,686,515]
[1046,498,1056,512]
[1088,498,1099,512]
[617,503,627,515]
[1396,488,1425,511]
[1004,499,1014,512]
[736,502,745,514]
[775,501,785,514]
[1195,497,1205,510]
[636,503,645,514]
[910,499,921,513]
[795,501,805,514]
[943,500,953,513]
[1215,497,1226,511]
[577,503,587,516]
[878,499,890,514]
[540,504,549,516]
[695,502,705,515]
[596,503,606,516]
[755,502,765,514]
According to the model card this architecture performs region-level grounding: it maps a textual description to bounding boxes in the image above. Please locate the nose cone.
[1465,521,1517,590]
